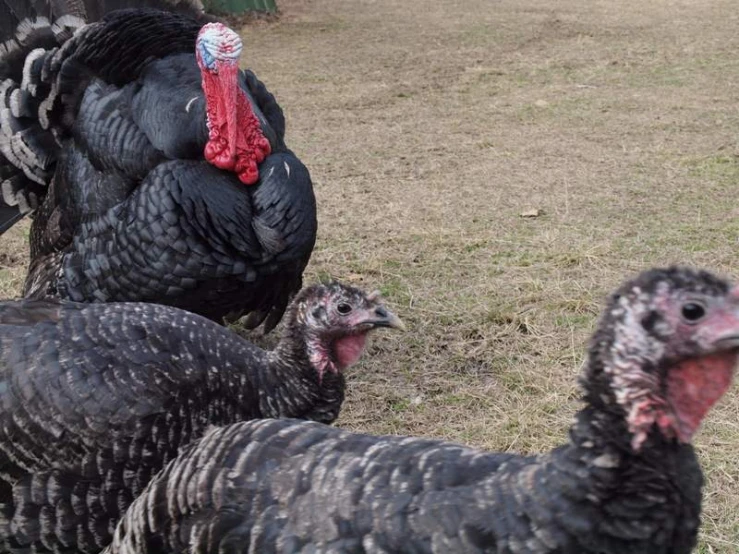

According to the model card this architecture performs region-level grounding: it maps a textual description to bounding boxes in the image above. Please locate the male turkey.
[0,0,316,330]
[0,281,403,553]
[105,267,739,554]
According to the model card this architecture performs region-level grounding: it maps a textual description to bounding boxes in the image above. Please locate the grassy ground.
[3,0,739,550]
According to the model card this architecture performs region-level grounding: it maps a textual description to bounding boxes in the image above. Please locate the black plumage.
[1,1,316,331]
[0,281,403,553]
[105,267,739,554]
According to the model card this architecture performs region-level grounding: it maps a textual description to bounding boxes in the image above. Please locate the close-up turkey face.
[585,267,739,451]
[195,22,271,184]
[295,282,405,381]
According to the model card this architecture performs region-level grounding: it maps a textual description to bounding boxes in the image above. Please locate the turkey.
[0,281,403,553]
[105,267,739,554]
[0,0,316,331]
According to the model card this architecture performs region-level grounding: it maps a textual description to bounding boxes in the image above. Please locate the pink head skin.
[196,23,271,185]
[585,268,739,451]
[293,283,405,383]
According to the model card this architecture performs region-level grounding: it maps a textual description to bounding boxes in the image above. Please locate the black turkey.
[0,0,316,330]
[105,267,739,554]
[0,281,403,553]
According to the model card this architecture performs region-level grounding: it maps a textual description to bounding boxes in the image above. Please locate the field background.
[2,0,739,550]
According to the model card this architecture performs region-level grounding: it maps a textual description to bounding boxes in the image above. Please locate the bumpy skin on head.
[0,281,401,553]
[582,267,739,448]
[196,22,271,184]
[104,267,739,554]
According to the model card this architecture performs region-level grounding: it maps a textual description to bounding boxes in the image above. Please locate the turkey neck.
[448,403,702,554]
[262,322,346,424]
[149,311,344,425]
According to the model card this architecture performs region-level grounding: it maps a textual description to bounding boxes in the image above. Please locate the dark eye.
[337,302,352,315]
[681,302,706,323]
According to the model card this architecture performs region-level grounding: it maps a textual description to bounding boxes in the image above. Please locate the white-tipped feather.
[1,180,18,206]
[51,15,87,41]
[14,18,51,45]
[38,85,57,130]
[0,102,47,185]
[9,89,31,118]
[21,49,47,97]
[0,80,15,105]
[1,171,37,211]
[15,190,30,212]
[0,138,22,171]
[10,136,48,185]
[12,129,54,171]
[0,12,100,227]
[38,27,94,130]
[0,106,22,134]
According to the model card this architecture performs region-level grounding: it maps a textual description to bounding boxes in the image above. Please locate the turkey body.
[1,7,316,330]
[0,297,345,553]
[104,267,739,554]
[104,417,701,554]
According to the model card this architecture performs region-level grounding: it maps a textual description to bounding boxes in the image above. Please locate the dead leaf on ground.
[520,208,543,218]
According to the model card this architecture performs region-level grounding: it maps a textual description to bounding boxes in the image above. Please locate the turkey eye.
[681,302,706,323]
[337,303,352,315]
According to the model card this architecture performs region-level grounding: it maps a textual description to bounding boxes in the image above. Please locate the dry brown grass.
[3,0,739,550]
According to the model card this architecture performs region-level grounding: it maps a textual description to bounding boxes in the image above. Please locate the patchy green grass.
[4,0,739,549]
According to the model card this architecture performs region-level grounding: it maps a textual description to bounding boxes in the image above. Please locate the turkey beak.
[363,305,406,331]
[709,289,739,350]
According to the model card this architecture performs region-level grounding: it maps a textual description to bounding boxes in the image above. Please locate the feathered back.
[0,0,211,232]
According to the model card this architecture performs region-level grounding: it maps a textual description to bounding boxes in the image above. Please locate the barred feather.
[106,268,736,554]
[0,282,401,553]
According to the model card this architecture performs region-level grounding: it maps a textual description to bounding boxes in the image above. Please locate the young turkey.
[0,281,403,553]
[105,267,739,554]
[0,0,316,331]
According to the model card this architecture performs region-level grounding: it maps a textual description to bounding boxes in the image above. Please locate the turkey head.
[583,267,739,450]
[293,283,405,382]
[196,22,271,184]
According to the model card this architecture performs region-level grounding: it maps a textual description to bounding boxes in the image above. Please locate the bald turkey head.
[290,282,405,383]
[196,22,271,184]
[583,267,739,451]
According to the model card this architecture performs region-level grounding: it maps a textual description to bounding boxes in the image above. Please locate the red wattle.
[333,333,368,371]
[665,351,737,443]
[201,61,272,185]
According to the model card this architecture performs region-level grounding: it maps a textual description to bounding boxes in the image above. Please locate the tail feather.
[50,14,87,40]
[0,0,210,234]
[20,47,48,97]
[12,125,56,173]
[0,79,12,105]
[2,172,42,210]
[0,17,59,79]
[1,77,55,187]
[9,86,32,117]
[0,11,73,232]
[0,0,47,42]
